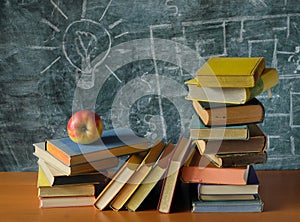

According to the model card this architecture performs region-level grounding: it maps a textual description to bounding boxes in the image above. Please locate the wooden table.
[0,171,300,222]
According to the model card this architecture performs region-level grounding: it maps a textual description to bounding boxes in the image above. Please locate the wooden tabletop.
[0,171,300,222]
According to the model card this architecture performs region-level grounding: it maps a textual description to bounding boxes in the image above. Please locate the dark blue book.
[192,194,264,213]
[46,128,149,166]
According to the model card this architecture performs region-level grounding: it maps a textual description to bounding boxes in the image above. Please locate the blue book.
[192,194,264,213]
[46,128,149,166]
[190,115,249,140]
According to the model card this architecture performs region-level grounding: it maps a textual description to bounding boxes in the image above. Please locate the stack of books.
[33,128,149,208]
[182,57,279,213]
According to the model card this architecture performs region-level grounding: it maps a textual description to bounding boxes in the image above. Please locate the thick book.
[186,68,278,104]
[39,196,95,208]
[198,165,259,197]
[125,142,176,212]
[192,98,265,126]
[46,128,149,166]
[192,194,264,213]
[37,166,95,197]
[109,141,166,211]
[181,150,249,185]
[158,136,192,213]
[33,142,118,175]
[94,153,146,210]
[190,115,249,140]
[37,159,107,186]
[195,57,266,88]
[195,124,267,155]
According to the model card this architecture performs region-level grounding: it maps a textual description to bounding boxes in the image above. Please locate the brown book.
[204,151,267,168]
[195,124,267,155]
[109,141,166,211]
[94,153,146,210]
[157,136,192,213]
[125,142,176,212]
[192,98,264,126]
[181,150,250,185]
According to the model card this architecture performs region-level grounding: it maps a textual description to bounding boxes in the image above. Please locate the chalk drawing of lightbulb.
[63,19,112,89]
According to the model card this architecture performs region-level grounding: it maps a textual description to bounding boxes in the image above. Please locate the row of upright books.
[33,56,279,213]
[183,57,279,212]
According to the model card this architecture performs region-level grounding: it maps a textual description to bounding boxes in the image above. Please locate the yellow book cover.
[186,68,278,104]
[196,57,265,88]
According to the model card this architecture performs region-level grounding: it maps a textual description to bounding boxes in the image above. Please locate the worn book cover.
[46,128,149,166]
[192,98,265,126]
[190,115,249,140]
[195,57,265,88]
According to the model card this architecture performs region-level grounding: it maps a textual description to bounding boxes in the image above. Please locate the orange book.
[181,149,249,185]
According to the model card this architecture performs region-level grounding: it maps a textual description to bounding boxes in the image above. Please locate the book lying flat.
[33,142,118,176]
[198,165,259,195]
[192,98,265,126]
[46,128,149,166]
[203,151,267,168]
[195,57,266,88]
[181,150,249,185]
[186,67,278,104]
[37,159,107,186]
[37,166,95,197]
[199,194,255,201]
[192,194,264,213]
[195,124,267,155]
[190,115,249,140]
[39,196,95,208]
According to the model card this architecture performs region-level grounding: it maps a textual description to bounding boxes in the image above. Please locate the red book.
[181,150,250,185]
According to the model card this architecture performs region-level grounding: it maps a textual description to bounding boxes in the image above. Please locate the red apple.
[67,110,103,144]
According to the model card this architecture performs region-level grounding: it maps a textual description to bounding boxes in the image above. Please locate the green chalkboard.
[1,0,300,171]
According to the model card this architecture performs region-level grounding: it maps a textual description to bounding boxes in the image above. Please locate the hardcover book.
[195,57,266,88]
[109,141,166,211]
[158,136,192,213]
[37,166,95,197]
[192,194,264,213]
[180,150,249,185]
[190,115,249,140]
[33,142,118,176]
[198,165,259,196]
[192,98,265,126]
[186,68,278,104]
[125,142,176,212]
[203,151,267,168]
[195,124,267,155]
[39,196,95,208]
[37,159,107,186]
[46,128,149,166]
[94,153,146,210]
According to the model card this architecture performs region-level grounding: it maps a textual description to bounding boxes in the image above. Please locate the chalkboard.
[1,0,300,171]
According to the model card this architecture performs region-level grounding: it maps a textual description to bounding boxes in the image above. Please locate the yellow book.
[94,153,147,210]
[186,68,279,104]
[109,141,166,211]
[37,167,95,197]
[125,143,175,212]
[195,57,266,88]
